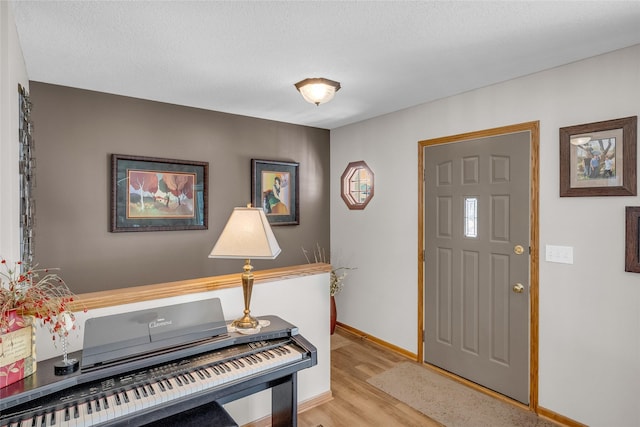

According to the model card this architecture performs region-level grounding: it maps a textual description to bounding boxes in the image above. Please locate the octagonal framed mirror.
[341,160,374,210]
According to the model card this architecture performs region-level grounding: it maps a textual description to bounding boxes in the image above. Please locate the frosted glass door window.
[464,197,478,238]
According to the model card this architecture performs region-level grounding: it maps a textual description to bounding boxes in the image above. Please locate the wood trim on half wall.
[70,263,332,312]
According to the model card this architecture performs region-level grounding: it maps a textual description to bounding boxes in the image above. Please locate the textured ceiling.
[10,1,640,130]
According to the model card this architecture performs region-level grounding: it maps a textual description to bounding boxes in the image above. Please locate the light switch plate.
[545,245,574,264]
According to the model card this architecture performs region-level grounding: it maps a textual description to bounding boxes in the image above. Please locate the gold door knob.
[514,245,525,255]
[513,283,525,293]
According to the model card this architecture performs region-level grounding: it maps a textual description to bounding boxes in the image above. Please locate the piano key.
[132,386,155,412]
[143,384,159,406]
[184,374,202,393]
[196,369,220,390]
[74,402,91,426]
[105,394,122,419]
[49,409,66,426]
[143,384,161,407]
[56,406,76,427]
[113,390,136,419]
[178,373,189,385]
[115,389,141,418]
[89,399,109,425]
[173,375,183,386]
[146,383,156,396]
[152,381,171,403]
[130,387,144,412]
[183,373,202,394]
[166,377,187,398]
[17,416,34,427]
[259,351,274,360]
[48,409,56,426]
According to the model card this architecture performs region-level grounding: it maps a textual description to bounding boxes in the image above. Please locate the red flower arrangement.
[0,259,83,342]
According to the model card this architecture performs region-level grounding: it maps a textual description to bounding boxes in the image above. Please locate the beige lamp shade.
[209,207,281,259]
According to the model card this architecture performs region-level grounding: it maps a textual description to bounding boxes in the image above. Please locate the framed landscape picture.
[111,154,208,232]
[251,159,299,226]
[559,116,637,197]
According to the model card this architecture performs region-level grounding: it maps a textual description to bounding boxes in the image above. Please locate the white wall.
[0,1,28,260]
[331,45,640,426]
[34,272,331,426]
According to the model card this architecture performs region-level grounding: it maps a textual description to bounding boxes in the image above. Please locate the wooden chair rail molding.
[70,263,331,312]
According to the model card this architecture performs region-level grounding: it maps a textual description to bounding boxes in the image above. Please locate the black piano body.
[0,300,317,427]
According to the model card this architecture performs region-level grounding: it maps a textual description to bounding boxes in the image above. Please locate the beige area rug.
[330,332,351,351]
[367,362,557,427]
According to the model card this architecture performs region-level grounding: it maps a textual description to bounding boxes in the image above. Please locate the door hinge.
[422,330,426,341]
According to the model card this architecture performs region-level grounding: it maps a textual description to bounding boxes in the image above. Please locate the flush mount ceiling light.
[294,78,341,106]
[570,135,592,145]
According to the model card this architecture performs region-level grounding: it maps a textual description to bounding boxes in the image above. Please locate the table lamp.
[209,206,281,329]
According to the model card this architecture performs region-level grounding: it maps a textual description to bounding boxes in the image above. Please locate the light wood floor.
[297,328,442,427]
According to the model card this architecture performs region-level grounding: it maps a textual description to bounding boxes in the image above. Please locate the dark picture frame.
[251,159,299,226]
[560,116,637,197]
[625,206,640,273]
[111,154,208,232]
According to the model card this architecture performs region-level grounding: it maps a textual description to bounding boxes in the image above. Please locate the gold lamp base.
[231,313,259,329]
[232,259,260,329]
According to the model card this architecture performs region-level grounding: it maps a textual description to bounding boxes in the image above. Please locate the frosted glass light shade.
[570,135,592,146]
[295,78,341,106]
[209,207,281,259]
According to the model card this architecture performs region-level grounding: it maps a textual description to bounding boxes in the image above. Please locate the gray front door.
[423,131,531,404]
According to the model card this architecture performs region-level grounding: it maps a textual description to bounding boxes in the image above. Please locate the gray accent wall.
[30,82,330,293]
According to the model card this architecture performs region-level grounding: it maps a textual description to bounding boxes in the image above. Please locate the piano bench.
[144,401,238,427]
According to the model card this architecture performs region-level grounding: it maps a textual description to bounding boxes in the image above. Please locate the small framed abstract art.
[111,154,208,232]
[251,159,299,226]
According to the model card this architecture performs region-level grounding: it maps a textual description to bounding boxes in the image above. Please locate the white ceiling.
[10,1,640,130]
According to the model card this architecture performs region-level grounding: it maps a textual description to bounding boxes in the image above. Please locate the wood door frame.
[417,121,540,411]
